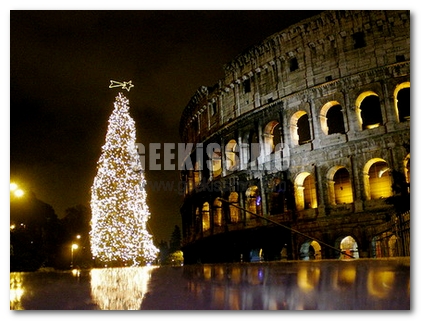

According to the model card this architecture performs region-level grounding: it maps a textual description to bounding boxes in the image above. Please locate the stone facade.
[179,10,410,264]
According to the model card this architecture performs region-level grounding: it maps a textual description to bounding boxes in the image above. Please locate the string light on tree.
[90,80,159,266]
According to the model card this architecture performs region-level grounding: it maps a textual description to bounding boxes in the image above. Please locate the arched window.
[363,159,393,200]
[320,101,346,135]
[245,186,262,218]
[303,175,317,209]
[299,240,322,260]
[213,198,222,227]
[202,202,210,232]
[338,236,359,259]
[394,82,410,122]
[228,192,240,223]
[356,92,383,130]
[297,114,311,144]
[295,172,318,210]
[291,111,311,146]
[225,139,239,171]
[263,121,281,155]
[210,147,222,178]
[327,105,345,134]
[333,167,353,204]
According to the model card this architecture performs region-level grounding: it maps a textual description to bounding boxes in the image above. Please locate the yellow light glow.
[90,266,156,310]
[72,244,79,250]
[10,183,18,191]
[14,189,24,197]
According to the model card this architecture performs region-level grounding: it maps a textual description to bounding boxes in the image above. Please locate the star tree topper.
[109,80,134,92]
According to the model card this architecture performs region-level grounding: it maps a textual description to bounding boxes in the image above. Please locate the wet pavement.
[10,257,410,310]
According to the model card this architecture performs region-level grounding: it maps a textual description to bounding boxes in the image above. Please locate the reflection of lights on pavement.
[297,266,320,292]
[258,268,264,281]
[367,270,395,298]
[90,266,157,310]
[10,273,25,310]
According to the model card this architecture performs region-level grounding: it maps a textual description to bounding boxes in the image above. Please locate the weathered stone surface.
[179,10,410,263]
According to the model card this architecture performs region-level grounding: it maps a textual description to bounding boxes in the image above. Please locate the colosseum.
[178,10,410,264]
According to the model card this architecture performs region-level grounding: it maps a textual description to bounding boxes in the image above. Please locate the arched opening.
[263,120,281,155]
[211,147,222,178]
[290,111,311,146]
[299,240,322,260]
[202,202,210,232]
[213,198,222,227]
[394,82,410,122]
[245,185,262,218]
[320,101,346,135]
[327,105,346,135]
[356,92,383,130]
[333,167,353,204]
[295,172,318,211]
[228,192,240,223]
[363,159,393,200]
[297,114,311,145]
[225,139,239,171]
[338,235,359,259]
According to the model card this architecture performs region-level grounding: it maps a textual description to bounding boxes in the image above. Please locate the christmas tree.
[90,85,159,266]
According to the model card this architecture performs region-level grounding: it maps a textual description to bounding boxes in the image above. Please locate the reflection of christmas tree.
[90,92,158,266]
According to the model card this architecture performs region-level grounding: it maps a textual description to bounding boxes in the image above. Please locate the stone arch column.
[327,179,336,206]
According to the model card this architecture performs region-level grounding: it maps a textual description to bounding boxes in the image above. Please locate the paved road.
[10,258,410,310]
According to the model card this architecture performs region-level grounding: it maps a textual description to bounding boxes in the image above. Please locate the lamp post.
[70,244,78,269]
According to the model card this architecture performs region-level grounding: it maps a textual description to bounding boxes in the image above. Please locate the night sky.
[11,9,331,242]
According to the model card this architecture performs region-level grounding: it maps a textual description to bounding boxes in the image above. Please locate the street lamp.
[70,244,79,268]
[10,182,24,198]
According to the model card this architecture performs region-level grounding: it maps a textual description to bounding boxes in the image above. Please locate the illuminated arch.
[326,166,353,205]
[320,101,345,135]
[290,111,311,146]
[245,185,262,218]
[355,91,383,130]
[263,120,281,155]
[363,158,393,200]
[228,192,240,223]
[294,172,318,210]
[394,82,410,122]
[210,146,222,178]
[225,139,239,171]
[336,235,359,259]
[299,240,322,260]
